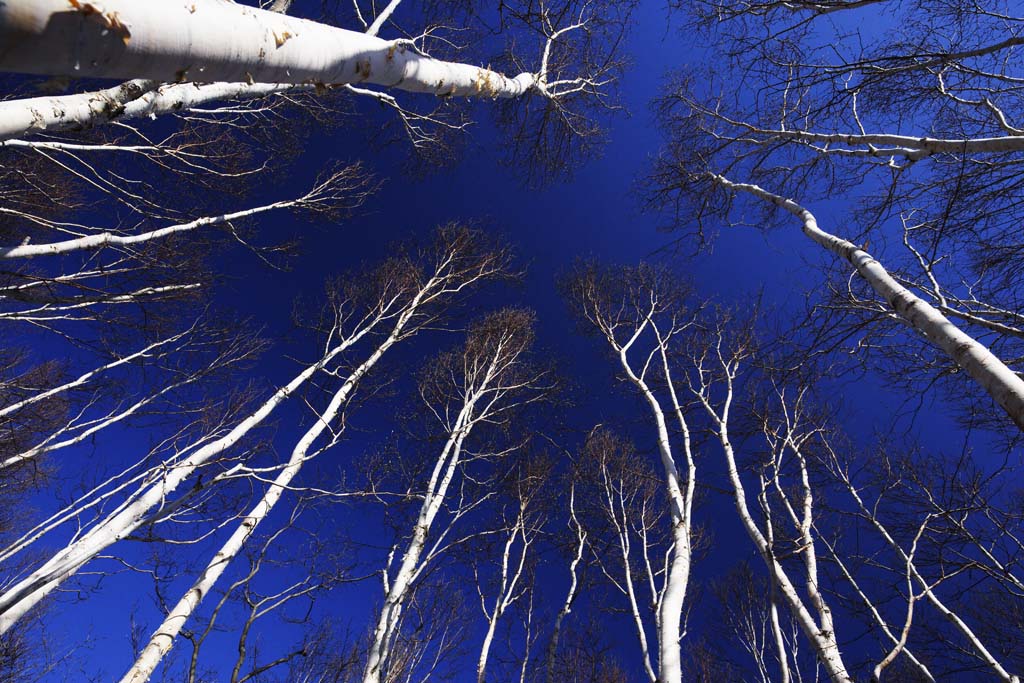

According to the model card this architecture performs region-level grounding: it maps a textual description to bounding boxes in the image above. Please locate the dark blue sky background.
[22,2,988,681]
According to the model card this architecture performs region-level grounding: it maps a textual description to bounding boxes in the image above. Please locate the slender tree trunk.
[703,379,852,682]
[362,414,472,683]
[0,340,350,634]
[477,513,530,683]
[119,320,409,683]
[0,198,295,258]
[616,348,691,683]
[544,488,586,683]
[0,327,190,421]
[477,612,500,683]
[711,173,1024,430]
[658,523,690,682]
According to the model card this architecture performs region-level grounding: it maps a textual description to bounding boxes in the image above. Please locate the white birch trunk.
[740,125,1024,158]
[119,302,419,683]
[711,174,1024,430]
[613,335,691,683]
[476,512,530,683]
[601,468,657,683]
[544,487,586,683]
[0,0,540,97]
[0,0,389,141]
[0,340,349,634]
[0,197,296,258]
[0,327,190,422]
[362,313,533,683]
[837,467,1020,683]
[477,610,500,683]
[701,376,852,683]
[362,410,472,683]
[0,78,161,141]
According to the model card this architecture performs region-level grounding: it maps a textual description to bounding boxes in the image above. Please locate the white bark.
[597,311,693,683]
[476,507,532,683]
[2,372,193,470]
[0,0,543,98]
[574,272,698,683]
[601,467,658,683]
[0,0,395,141]
[0,174,338,258]
[721,117,1024,159]
[363,409,472,683]
[711,173,1024,431]
[0,327,190,421]
[120,298,417,683]
[763,397,840,682]
[832,458,1020,683]
[1,203,283,259]
[544,486,586,683]
[362,312,537,683]
[694,356,852,682]
[0,79,160,141]
[0,333,355,633]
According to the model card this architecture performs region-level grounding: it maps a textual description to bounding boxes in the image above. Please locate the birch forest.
[1,0,1024,681]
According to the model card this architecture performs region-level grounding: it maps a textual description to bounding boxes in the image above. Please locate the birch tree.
[473,456,549,683]
[0,0,594,98]
[118,226,510,683]
[654,0,1024,432]
[677,318,853,682]
[814,435,1024,682]
[362,307,548,683]
[0,224,509,638]
[575,428,672,683]
[668,305,1024,682]
[543,480,588,683]
[566,262,700,683]
[0,0,625,174]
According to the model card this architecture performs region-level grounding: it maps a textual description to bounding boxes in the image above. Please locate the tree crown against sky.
[1,0,1024,682]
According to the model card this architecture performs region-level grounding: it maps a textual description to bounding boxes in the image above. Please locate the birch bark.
[711,173,1024,430]
[544,486,586,683]
[0,223,500,633]
[362,309,539,683]
[0,339,346,634]
[692,347,852,682]
[118,275,435,683]
[0,0,542,97]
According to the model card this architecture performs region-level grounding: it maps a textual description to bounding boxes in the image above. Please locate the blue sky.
[15,1,1001,681]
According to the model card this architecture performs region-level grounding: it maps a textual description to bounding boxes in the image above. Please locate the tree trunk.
[0,341,348,634]
[0,0,539,97]
[712,174,1024,431]
[119,328,403,683]
[362,417,471,683]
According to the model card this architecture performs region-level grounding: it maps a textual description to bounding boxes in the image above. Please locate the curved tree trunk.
[711,174,1024,431]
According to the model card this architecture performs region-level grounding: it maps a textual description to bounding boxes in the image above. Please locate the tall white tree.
[655,0,1024,433]
[362,308,548,683]
[0,225,508,636]
[567,262,699,683]
[118,225,512,683]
